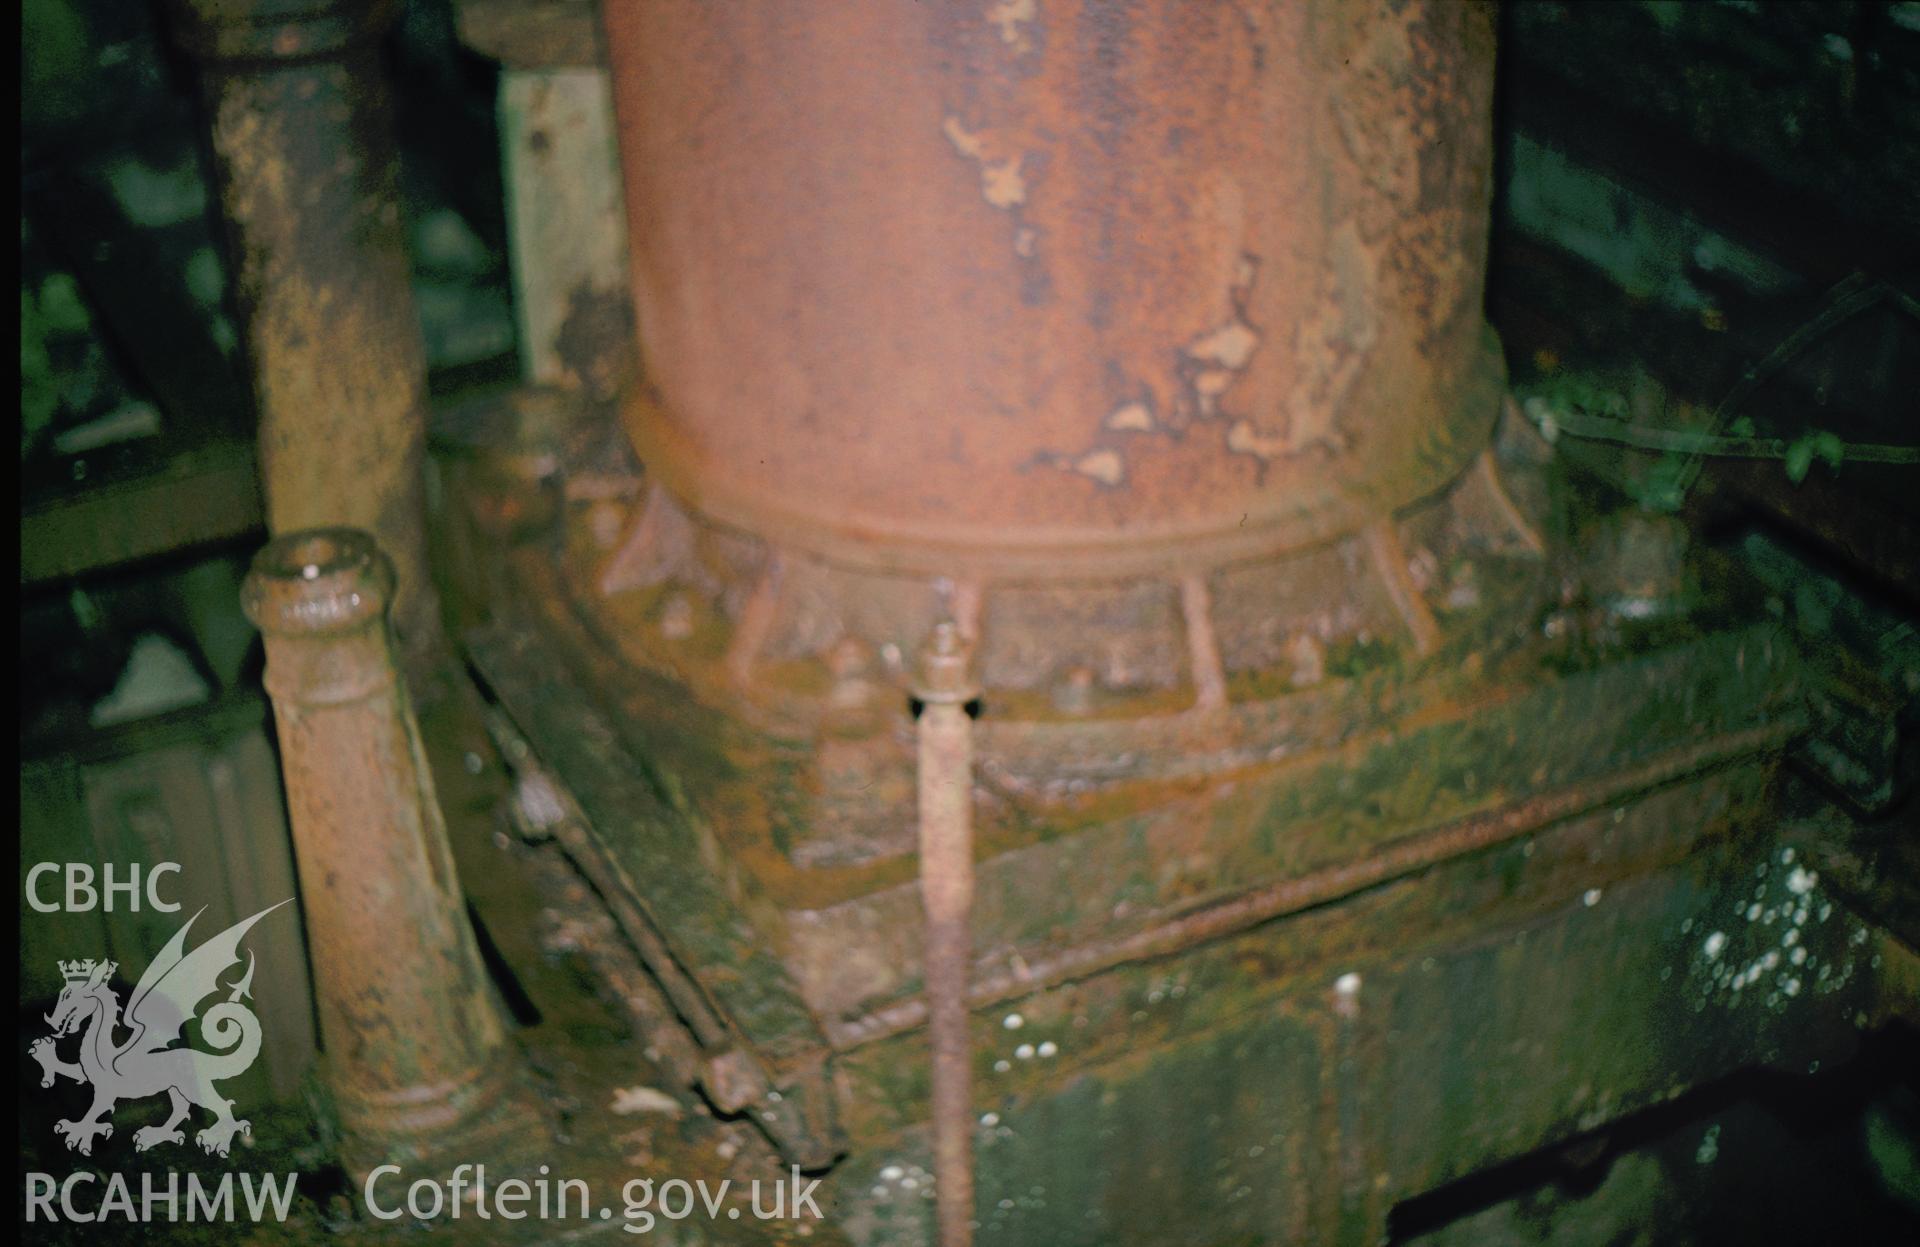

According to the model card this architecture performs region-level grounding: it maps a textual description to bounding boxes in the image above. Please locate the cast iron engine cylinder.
[606,0,1501,580]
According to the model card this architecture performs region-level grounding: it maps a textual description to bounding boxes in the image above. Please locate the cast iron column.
[171,0,441,663]
[242,528,549,1179]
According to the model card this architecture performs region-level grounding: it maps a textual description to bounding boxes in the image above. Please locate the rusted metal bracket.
[1363,518,1444,659]
[486,703,789,1122]
[466,616,846,1170]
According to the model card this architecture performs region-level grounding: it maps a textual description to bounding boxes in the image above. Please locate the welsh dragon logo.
[29,900,291,1158]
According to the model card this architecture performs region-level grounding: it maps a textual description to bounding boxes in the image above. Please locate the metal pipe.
[915,621,980,1247]
[170,0,441,664]
[242,528,548,1178]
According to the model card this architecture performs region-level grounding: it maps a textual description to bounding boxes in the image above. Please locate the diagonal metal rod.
[915,621,979,1247]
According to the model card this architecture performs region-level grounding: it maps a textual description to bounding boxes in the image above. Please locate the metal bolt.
[917,620,978,705]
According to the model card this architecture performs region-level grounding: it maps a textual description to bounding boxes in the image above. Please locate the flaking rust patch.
[1074,448,1125,486]
[1181,252,1263,417]
[1027,444,1127,488]
[943,117,1027,209]
[1186,321,1259,383]
[1332,0,1481,339]
[1333,0,1421,219]
[988,0,1038,55]
[1228,224,1377,460]
[1105,401,1155,432]
[1224,417,1292,460]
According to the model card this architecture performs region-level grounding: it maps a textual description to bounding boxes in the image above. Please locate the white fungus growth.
[1583,888,1603,907]
[1003,1013,1025,1030]
[1703,931,1727,959]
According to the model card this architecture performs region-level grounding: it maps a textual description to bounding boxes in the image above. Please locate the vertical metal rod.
[242,527,549,1178]
[915,621,978,1247]
[1179,573,1229,713]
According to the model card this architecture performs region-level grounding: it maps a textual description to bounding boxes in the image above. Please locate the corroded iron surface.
[427,4,1911,1238]
[442,384,1913,1239]
[604,0,1501,578]
[565,398,1546,755]
[174,0,441,659]
[243,529,549,1178]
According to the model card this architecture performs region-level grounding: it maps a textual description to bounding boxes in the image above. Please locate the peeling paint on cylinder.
[604,0,1501,577]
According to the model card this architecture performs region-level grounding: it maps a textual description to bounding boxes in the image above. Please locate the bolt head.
[915,621,977,703]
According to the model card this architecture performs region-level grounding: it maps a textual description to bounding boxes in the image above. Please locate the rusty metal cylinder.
[605,0,1501,579]
[242,528,541,1177]
[173,0,440,656]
